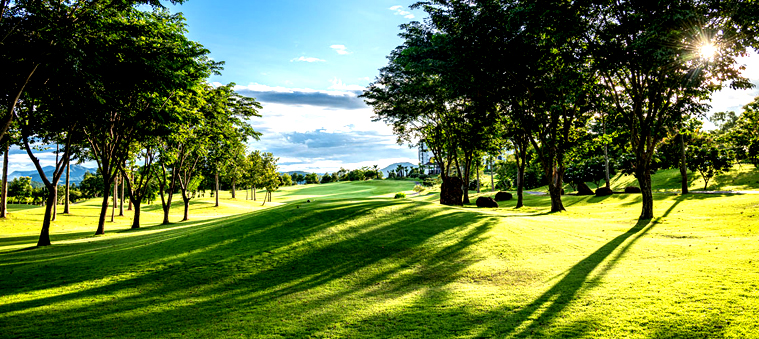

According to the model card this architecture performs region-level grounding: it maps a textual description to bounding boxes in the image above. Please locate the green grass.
[608,164,759,192]
[1,179,759,338]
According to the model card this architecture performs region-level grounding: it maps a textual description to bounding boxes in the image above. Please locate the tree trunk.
[111,177,117,222]
[603,115,611,189]
[215,171,219,207]
[514,139,527,209]
[1,143,8,218]
[159,181,173,225]
[119,174,124,216]
[128,171,134,211]
[548,166,565,213]
[37,188,56,246]
[637,169,654,219]
[52,144,58,221]
[182,190,190,221]
[131,199,142,229]
[516,159,526,208]
[253,187,256,201]
[679,133,688,194]
[440,175,464,206]
[489,158,494,192]
[95,185,109,235]
[476,162,480,193]
[64,160,70,214]
[52,191,57,221]
[231,178,236,199]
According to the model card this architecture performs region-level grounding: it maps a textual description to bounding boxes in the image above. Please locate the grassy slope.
[475,164,759,194]
[1,179,758,338]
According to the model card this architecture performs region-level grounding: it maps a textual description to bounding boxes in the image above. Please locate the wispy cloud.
[290,56,326,63]
[330,45,351,55]
[389,5,415,19]
[328,78,365,91]
[235,83,366,110]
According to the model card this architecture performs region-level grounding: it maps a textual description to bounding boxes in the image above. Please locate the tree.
[688,138,734,190]
[258,152,280,204]
[320,173,333,184]
[724,97,759,165]
[305,173,319,184]
[591,0,757,219]
[280,173,293,186]
[0,0,191,150]
[8,176,32,204]
[204,84,262,208]
[80,7,215,234]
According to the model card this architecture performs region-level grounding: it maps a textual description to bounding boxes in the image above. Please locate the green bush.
[413,184,425,193]
[394,192,406,199]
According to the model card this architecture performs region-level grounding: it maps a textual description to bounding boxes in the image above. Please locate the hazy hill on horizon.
[8,164,97,186]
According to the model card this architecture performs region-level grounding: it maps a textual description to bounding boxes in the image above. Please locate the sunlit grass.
[1,179,758,338]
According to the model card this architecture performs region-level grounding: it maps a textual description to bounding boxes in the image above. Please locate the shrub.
[496,178,512,191]
[422,177,436,187]
[468,180,479,191]
[394,192,406,199]
[413,184,425,193]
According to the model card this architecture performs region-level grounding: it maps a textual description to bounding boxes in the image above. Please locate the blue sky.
[161,0,426,173]
[7,1,759,174]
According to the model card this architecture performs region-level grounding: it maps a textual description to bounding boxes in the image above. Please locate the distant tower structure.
[419,140,429,173]
[418,140,440,175]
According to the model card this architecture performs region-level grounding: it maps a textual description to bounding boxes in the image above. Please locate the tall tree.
[0,0,190,146]
[80,8,215,233]
[591,0,757,219]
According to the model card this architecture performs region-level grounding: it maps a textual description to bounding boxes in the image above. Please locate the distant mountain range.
[380,162,417,178]
[8,164,97,185]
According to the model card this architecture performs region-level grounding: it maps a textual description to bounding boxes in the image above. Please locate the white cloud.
[330,45,351,55]
[290,56,326,63]
[706,50,759,128]
[389,5,415,19]
[328,78,365,91]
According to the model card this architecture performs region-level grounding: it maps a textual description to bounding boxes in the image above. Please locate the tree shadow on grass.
[0,198,498,337]
[470,218,656,338]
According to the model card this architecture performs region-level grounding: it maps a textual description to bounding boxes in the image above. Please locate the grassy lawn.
[1,178,758,338]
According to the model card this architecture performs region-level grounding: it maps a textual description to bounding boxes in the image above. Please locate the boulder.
[494,191,513,201]
[595,187,613,196]
[476,197,499,208]
[625,186,642,193]
[576,182,594,195]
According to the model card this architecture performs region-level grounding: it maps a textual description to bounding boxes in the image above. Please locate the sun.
[698,42,718,60]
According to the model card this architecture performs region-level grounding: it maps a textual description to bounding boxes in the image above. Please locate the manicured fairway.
[1,179,758,338]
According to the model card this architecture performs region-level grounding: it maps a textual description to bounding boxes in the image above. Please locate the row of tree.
[0,1,269,246]
[362,0,759,219]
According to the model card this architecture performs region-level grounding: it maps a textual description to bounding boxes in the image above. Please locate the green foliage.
[565,156,616,189]
[8,176,32,204]
[279,173,293,186]
[413,184,425,193]
[305,173,320,185]
[320,173,333,184]
[495,177,512,191]
[616,153,661,177]
[422,177,436,187]
[687,142,734,191]
[393,192,406,199]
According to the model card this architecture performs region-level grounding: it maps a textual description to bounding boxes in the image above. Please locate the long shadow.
[0,197,495,337]
[477,218,656,338]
